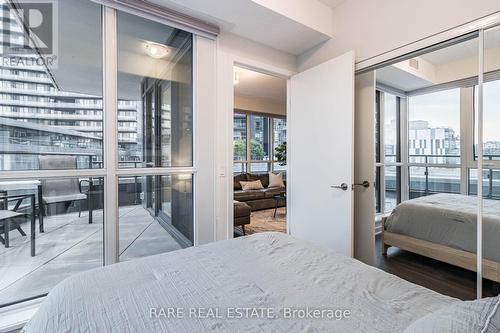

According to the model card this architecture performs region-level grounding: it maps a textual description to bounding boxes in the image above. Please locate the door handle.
[331,183,348,191]
[352,181,370,189]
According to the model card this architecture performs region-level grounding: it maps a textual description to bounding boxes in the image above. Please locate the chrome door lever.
[352,181,370,189]
[331,183,348,191]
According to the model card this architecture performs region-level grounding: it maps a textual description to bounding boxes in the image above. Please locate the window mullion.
[102,6,119,266]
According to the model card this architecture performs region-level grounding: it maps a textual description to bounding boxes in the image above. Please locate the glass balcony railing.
[380,154,500,212]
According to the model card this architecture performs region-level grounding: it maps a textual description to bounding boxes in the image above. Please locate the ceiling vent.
[409,58,419,70]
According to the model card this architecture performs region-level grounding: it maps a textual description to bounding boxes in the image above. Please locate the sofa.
[233,173,286,211]
[233,201,251,235]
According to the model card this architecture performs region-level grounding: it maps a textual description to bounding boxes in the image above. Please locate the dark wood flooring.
[376,234,500,300]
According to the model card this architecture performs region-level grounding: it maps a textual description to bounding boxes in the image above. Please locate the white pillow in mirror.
[269,172,285,187]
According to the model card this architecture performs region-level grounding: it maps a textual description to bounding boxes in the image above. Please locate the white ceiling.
[149,0,332,55]
[377,29,500,92]
[420,28,500,65]
[234,66,286,102]
[376,66,433,92]
[317,0,346,9]
[419,38,479,66]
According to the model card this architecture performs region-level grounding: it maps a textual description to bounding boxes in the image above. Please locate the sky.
[408,82,500,142]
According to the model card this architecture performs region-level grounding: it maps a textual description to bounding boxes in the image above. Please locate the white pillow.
[269,172,285,187]
[403,296,500,333]
[240,180,264,190]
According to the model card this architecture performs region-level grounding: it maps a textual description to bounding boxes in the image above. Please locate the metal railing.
[0,151,145,170]
[382,153,500,199]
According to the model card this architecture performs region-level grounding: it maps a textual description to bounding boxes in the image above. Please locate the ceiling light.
[233,71,239,85]
[144,42,170,59]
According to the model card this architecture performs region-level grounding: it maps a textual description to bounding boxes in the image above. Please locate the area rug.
[245,207,286,234]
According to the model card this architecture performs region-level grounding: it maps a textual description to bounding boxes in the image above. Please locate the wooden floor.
[376,234,500,300]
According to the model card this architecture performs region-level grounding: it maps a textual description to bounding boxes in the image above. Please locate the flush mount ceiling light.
[233,71,239,85]
[144,42,170,59]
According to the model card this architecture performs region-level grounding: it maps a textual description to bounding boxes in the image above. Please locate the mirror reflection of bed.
[379,193,500,300]
[368,28,500,300]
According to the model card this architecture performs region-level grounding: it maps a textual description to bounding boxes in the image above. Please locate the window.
[468,169,500,199]
[233,113,247,162]
[375,91,402,214]
[408,89,461,164]
[273,118,287,172]
[233,112,286,174]
[117,12,193,168]
[250,115,270,161]
[0,0,104,307]
[0,1,103,171]
[384,94,400,163]
[116,11,195,246]
[384,166,401,212]
[0,1,199,310]
[475,80,500,160]
[407,88,462,198]
[409,166,461,199]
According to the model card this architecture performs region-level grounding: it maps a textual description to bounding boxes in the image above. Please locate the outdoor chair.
[0,190,36,256]
[38,156,93,224]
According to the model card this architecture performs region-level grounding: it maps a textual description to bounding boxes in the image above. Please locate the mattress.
[385,193,500,262]
[22,232,455,333]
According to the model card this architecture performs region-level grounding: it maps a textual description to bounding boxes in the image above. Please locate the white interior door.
[288,51,355,256]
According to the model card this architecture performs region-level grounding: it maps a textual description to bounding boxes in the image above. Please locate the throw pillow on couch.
[240,180,264,191]
[269,172,285,188]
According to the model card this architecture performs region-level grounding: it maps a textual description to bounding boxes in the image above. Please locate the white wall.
[252,0,334,36]
[234,94,286,115]
[297,0,500,71]
[218,32,296,74]
[194,36,217,245]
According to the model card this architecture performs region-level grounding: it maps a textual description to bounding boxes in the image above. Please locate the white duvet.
[385,193,500,262]
[22,232,456,333]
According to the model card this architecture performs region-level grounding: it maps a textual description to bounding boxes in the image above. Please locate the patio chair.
[0,191,36,256]
[38,156,93,224]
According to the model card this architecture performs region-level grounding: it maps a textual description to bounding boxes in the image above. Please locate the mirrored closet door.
[368,32,490,300]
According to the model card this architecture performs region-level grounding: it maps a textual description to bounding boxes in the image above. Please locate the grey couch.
[234,173,286,211]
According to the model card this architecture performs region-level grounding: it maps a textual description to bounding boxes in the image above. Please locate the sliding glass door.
[0,0,104,307]
[116,10,194,256]
[0,0,212,310]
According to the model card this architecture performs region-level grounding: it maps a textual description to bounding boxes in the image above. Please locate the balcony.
[0,204,183,306]
[381,154,500,212]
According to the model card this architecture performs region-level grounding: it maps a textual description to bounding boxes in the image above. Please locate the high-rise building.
[408,120,459,161]
[0,2,140,170]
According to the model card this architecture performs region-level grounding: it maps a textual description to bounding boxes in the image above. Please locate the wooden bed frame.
[381,217,500,283]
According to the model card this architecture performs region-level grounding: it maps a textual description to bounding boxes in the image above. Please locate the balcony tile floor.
[0,205,182,305]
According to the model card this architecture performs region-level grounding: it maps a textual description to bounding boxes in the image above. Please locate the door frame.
[216,53,295,241]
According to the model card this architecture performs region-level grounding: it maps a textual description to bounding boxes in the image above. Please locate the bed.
[22,232,457,333]
[383,193,500,283]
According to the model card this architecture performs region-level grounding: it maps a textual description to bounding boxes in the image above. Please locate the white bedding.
[385,193,500,262]
[22,232,456,333]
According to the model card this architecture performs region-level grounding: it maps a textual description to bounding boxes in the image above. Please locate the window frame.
[375,89,405,215]
[378,74,500,209]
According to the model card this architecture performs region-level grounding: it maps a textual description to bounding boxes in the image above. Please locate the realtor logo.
[1,0,58,60]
